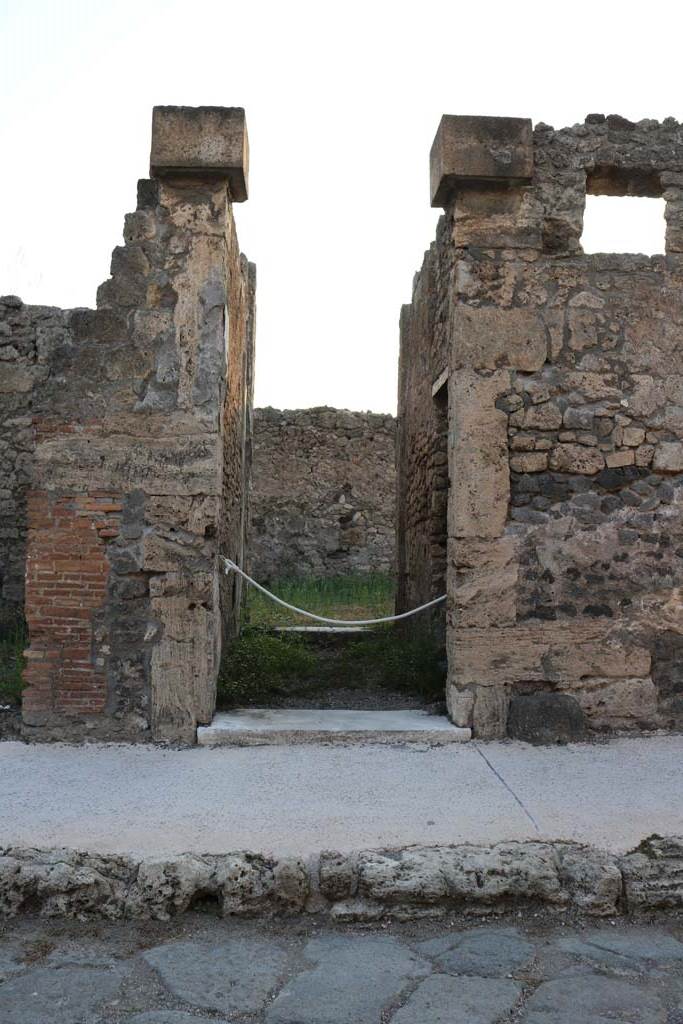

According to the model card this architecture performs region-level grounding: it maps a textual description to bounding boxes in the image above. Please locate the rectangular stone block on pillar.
[150,105,249,201]
[430,114,533,208]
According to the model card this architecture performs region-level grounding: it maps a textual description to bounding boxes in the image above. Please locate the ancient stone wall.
[0,299,63,620]
[1,106,255,744]
[250,407,396,580]
[396,221,450,628]
[400,113,683,738]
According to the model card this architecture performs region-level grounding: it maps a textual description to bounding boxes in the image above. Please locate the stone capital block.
[430,115,533,208]
[150,106,249,202]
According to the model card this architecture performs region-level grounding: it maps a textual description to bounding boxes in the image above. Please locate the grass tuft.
[243,572,395,628]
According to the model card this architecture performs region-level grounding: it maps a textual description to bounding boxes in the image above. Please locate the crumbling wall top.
[430,112,683,255]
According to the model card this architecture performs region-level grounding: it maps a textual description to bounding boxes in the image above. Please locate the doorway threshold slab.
[272,626,371,634]
[197,708,471,746]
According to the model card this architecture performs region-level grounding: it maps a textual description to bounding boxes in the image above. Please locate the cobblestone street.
[2,912,683,1023]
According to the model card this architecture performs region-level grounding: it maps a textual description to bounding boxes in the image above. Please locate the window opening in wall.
[581,195,666,255]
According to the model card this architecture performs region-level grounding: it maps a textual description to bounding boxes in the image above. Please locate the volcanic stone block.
[507,693,587,745]
[430,115,534,207]
[150,106,249,201]
[653,441,683,472]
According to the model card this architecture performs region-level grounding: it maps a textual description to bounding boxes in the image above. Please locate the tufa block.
[150,106,249,202]
[430,115,533,208]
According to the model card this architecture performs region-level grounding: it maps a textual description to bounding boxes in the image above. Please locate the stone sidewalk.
[2,912,683,1022]
[1,735,681,857]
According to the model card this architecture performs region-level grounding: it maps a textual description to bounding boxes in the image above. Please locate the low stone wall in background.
[250,407,396,580]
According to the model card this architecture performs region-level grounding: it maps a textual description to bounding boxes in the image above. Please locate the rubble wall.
[250,407,395,580]
[400,114,683,737]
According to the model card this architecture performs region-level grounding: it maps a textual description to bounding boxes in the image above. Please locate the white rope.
[223,558,446,626]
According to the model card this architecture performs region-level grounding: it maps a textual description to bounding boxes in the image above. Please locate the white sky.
[0,1,678,413]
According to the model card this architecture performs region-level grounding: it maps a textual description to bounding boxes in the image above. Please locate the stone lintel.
[150,105,249,202]
[430,114,533,208]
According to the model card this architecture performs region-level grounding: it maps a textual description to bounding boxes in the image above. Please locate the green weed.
[341,628,447,701]
[220,574,445,708]
[0,615,27,706]
[217,628,316,707]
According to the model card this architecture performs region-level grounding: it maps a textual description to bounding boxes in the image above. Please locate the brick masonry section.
[22,491,121,720]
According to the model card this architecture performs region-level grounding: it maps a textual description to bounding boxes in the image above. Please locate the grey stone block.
[142,938,287,1015]
[507,693,587,744]
[415,926,535,977]
[430,114,533,207]
[150,106,249,201]
[392,974,521,1024]
[524,973,666,1023]
[266,934,430,1024]
[0,964,128,1024]
[557,928,683,969]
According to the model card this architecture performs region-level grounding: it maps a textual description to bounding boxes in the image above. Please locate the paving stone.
[523,973,666,1023]
[557,929,683,969]
[0,964,128,1024]
[142,938,287,1016]
[47,945,118,968]
[129,1013,229,1024]
[415,926,536,976]
[266,934,430,1024]
[391,974,521,1024]
[0,948,25,983]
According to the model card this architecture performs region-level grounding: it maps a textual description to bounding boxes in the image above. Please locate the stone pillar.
[22,106,255,744]
[430,115,540,737]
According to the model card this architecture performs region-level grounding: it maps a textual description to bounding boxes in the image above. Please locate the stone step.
[273,626,373,635]
[197,708,470,746]
[268,624,386,647]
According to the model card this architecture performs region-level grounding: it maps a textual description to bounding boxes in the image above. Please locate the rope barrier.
[223,558,446,626]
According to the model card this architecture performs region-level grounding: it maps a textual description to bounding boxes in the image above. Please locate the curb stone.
[0,836,680,921]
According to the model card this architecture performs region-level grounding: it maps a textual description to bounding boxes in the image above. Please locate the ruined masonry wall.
[1,161,255,743]
[250,407,396,580]
[400,114,683,738]
[220,251,256,640]
[0,299,64,620]
[396,216,451,622]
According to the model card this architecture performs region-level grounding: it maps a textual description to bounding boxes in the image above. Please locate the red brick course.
[23,492,121,718]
